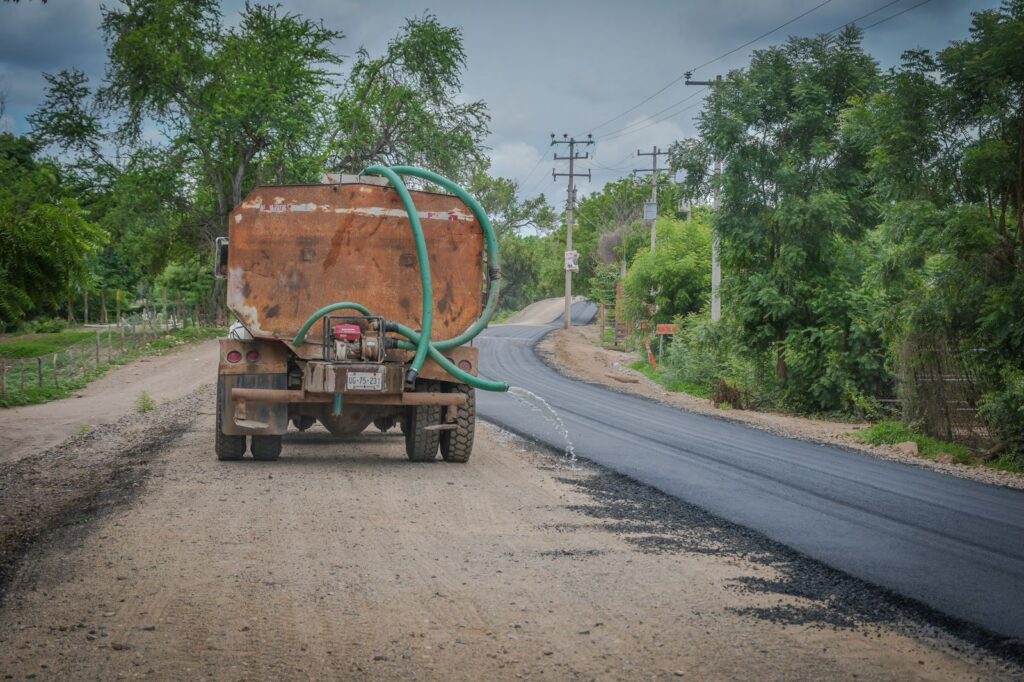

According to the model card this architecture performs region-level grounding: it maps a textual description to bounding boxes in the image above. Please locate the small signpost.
[564,249,579,273]
[655,323,677,363]
[643,200,658,223]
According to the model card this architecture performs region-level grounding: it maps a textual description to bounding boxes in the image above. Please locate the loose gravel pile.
[0,384,212,599]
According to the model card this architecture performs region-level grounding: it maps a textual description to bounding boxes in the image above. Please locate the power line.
[688,0,837,74]
[861,0,934,31]
[824,0,904,34]
[584,0,837,135]
[598,94,707,143]
[519,145,549,185]
[590,149,636,172]
[594,88,707,141]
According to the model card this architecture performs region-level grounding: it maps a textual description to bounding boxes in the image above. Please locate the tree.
[0,133,107,324]
[98,0,342,232]
[469,173,556,239]
[670,28,886,412]
[328,14,490,182]
[844,1,1024,452]
[622,217,712,324]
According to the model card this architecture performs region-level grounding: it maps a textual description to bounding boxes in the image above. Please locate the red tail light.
[246,350,260,362]
[226,350,242,363]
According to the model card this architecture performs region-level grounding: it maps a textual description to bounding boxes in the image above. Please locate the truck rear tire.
[440,383,475,463]
[251,435,282,461]
[404,380,440,462]
[216,380,247,461]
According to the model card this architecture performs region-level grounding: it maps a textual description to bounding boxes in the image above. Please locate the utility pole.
[551,133,593,329]
[685,72,723,321]
[634,145,670,251]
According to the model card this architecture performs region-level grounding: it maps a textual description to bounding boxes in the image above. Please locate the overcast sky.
[0,0,1001,201]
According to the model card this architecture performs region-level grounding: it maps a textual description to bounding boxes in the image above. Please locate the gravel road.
[0,319,1021,678]
[477,306,1024,645]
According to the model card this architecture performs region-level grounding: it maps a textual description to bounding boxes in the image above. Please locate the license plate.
[346,370,383,391]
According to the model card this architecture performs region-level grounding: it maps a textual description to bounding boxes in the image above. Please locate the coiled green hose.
[292,166,508,392]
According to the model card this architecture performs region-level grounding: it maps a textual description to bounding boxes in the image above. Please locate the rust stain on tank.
[226,181,483,348]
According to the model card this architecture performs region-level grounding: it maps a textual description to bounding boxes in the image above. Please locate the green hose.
[389,321,509,392]
[291,165,507,392]
[387,166,501,352]
[361,165,433,384]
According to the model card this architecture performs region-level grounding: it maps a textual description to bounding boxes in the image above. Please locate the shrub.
[26,317,68,334]
[979,367,1024,461]
[135,391,155,414]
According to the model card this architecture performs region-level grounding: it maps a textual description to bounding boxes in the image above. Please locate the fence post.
[2,360,8,401]
[95,330,101,368]
[37,357,43,387]
[120,324,125,353]
[53,353,59,387]
[20,362,25,393]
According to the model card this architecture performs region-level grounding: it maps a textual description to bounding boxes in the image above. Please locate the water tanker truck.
[213,166,508,463]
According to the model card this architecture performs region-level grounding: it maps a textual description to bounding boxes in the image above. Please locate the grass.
[850,420,973,464]
[135,391,155,414]
[0,330,96,359]
[490,309,517,324]
[628,359,712,400]
[0,325,225,409]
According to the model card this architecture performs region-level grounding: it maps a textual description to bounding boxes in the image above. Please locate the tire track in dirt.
[1,400,1019,679]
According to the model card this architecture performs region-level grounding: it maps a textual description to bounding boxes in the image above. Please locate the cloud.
[488,140,543,183]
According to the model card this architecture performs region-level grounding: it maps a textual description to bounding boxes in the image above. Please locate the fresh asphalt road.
[476,303,1024,640]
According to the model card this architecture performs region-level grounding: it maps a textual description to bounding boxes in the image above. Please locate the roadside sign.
[564,250,579,272]
[643,200,657,222]
[655,324,677,335]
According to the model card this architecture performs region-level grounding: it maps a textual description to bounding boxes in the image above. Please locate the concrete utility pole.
[685,73,723,321]
[634,146,670,252]
[551,133,593,329]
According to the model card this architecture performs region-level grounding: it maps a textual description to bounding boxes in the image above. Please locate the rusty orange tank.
[214,173,491,464]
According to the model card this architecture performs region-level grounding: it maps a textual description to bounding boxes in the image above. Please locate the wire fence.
[0,311,209,406]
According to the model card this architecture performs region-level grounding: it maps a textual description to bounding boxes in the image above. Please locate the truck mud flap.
[219,373,289,435]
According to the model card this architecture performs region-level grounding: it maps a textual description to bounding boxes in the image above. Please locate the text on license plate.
[346,370,383,391]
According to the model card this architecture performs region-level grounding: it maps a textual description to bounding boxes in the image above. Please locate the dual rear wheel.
[403,381,475,463]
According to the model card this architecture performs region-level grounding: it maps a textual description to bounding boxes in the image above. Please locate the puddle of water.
[507,386,578,469]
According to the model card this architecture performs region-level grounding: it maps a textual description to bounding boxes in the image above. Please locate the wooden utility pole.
[551,133,593,329]
[685,73,723,321]
[634,146,670,252]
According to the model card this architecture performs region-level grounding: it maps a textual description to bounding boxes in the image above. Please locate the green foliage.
[622,217,711,324]
[979,367,1024,463]
[851,421,972,464]
[0,330,93,359]
[155,256,213,309]
[470,173,556,239]
[660,313,778,409]
[627,358,711,399]
[19,5,493,334]
[0,133,108,325]
[22,318,68,334]
[135,390,155,414]
[330,14,489,182]
[497,234,561,312]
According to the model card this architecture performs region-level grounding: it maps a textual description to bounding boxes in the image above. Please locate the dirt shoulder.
[0,340,219,464]
[2,405,1018,680]
[538,324,1024,490]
